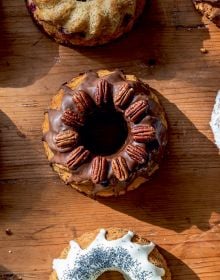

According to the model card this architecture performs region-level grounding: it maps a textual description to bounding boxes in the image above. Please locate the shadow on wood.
[0,0,212,88]
[0,110,44,221]
[0,1,58,88]
[0,265,21,280]
[98,90,220,233]
[161,249,200,280]
[73,0,210,83]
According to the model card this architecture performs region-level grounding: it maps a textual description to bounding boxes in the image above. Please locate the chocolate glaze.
[43,70,168,194]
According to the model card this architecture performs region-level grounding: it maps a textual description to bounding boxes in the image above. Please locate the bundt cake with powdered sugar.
[42,70,168,197]
[26,0,146,46]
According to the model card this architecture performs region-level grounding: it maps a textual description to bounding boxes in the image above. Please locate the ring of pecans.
[54,79,157,186]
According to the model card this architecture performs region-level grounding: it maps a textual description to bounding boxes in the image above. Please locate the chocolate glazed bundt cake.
[26,0,146,46]
[42,70,168,197]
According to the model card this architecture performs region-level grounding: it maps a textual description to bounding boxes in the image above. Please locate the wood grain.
[0,0,220,279]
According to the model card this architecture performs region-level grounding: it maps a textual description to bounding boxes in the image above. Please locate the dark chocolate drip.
[44,110,71,153]
[77,71,103,102]
[48,110,69,133]
[61,93,76,112]
[103,69,126,83]
[44,70,167,193]
[61,83,74,95]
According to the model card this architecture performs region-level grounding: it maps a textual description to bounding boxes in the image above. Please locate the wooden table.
[0,0,220,279]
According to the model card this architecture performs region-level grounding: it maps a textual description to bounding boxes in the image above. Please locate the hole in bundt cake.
[80,109,128,156]
[97,271,124,279]
[148,58,157,67]
[147,139,159,151]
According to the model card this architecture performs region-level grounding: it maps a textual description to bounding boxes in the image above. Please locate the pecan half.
[111,156,129,181]
[61,109,84,127]
[66,146,90,169]
[125,100,148,122]
[126,144,147,164]
[131,124,155,143]
[55,130,79,150]
[91,156,108,184]
[114,83,134,109]
[95,79,110,106]
[72,90,93,113]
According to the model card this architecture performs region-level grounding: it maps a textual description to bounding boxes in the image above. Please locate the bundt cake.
[42,69,168,197]
[210,90,220,149]
[49,228,171,280]
[192,0,220,27]
[26,0,146,46]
